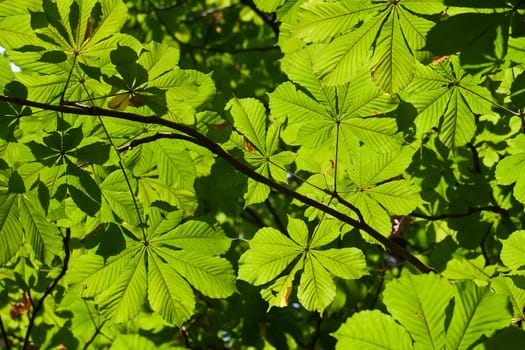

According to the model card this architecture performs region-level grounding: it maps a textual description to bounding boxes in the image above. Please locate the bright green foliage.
[333,309,414,350]
[501,230,525,271]
[239,216,367,312]
[0,0,525,348]
[335,273,511,350]
[227,97,295,205]
[67,210,235,326]
[403,56,494,148]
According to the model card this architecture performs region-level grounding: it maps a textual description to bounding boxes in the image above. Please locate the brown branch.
[0,95,435,273]
[116,132,198,152]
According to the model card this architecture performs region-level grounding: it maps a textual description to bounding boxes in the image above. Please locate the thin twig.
[467,142,481,174]
[412,205,508,221]
[23,228,71,349]
[264,198,286,232]
[116,132,199,152]
[0,314,10,350]
[243,207,266,228]
[0,96,436,273]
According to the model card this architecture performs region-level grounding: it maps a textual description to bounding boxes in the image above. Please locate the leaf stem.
[83,320,106,350]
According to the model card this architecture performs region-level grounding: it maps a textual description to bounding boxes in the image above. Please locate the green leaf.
[252,0,286,13]
[370,7,416,94]
[152,220,231,255]
[383,273,454,350]
[333,310,414,350]
[270,71,401,151]
[443,256,495,286]
[156,248,236,299]
[292,0,377,42]
[425,12,511,75]
[147,254,194,326]
[77,249,138,298]
[239,218,367,312]
[100,170,141,227]
[491,275,525,324]
[227,97,267,153]
[0,195,22,265]
[446,281,511,350]
[342,145,422,236]
[261,263,302,309]
[238,227,302,285]
[298,254,335,313]
[312,248,368,279]
[293,1,440,92]
[403,57,493,148]
[154,140,196,190]
[18,193,62,264]
[96,250,147,322]
[496,135,525,205]
[500,230,525,271]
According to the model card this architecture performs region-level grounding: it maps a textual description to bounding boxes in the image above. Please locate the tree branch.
[0,314,10,350]
[116,132,199,152]
[240,0,280,35]
[265,198,286,233]
[23,228,71,349]
[412,205,508,221]
[0,95,435,273]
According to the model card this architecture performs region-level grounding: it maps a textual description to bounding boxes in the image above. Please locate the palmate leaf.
[0,0,138,75]
[68,213,235,325]
[270,68,401,152]
[342,144,422,236]
[227,97,295,206]
[333,310,414,350]
[238,217,368,312]
[290,0,443,93]
[402,56,493,149]
[238,227,301,285]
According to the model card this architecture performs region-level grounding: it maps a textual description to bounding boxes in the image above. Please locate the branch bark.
[0,95,435,274]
